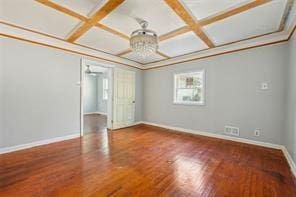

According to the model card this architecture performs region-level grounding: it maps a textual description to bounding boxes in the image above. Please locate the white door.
[113,68,135,129]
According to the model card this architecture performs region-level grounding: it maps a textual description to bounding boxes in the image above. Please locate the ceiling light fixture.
[130,18,158,58]
[85,65,102,76]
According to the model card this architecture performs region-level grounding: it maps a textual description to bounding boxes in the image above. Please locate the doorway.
[80,59,113,136]
[80,59,137,136]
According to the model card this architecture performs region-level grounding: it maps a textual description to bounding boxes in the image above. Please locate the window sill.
[173,101,205,106]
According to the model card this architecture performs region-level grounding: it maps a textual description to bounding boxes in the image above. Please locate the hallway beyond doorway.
[83,114,107,134]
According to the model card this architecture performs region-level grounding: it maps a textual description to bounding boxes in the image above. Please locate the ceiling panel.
[0,0,291,66]
[51,0,108,17]
[76,27,130,54]
[123,51,165,64]
[204,0,287,45]
[0,0,81,39]
[159,32,209,57]
[100,0,186,37]
[181,0,252,21]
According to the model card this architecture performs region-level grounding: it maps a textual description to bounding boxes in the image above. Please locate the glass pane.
[103,90,108,100]
[174,71,204,104]
[103,79,108,90]
[102,78,108,100]
[193,87,202,102]
[177,76,186,88]
[105,79,108,90]
[176,89,192,102]
[176,74,202,89]
[176,87,202,102]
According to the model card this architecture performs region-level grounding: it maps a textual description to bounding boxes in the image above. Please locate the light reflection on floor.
[174,155,212,195]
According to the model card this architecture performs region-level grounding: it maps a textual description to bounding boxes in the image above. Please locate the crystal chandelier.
[130,19,158,58]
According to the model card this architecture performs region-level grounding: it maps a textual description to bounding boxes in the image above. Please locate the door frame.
[80,58,114,137]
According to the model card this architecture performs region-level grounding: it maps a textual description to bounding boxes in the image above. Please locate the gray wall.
[83,72,108,114]
[134,68,143,122]
[286,34,296,163]
[0,37,81,148]
[0,38,4,147]
[97,72,107,114]
[143,43,288,145]
[83,74,98,113]
[0,37,143,148]
[1,34,292,151]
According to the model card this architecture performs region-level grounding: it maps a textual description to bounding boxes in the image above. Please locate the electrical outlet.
[224,127,232,135]
[254,129,260,137]
[224,126,240,136]
[261,83,268,90]
[231,127,240,136]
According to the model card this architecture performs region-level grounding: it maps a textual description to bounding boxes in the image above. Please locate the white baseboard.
[141,121,296,178]
[0,133,80,154]
[281,146,296,177]
[141,121,282,149]
[84,112,107,116]
[111,121,143,130]
[132,121,143,126]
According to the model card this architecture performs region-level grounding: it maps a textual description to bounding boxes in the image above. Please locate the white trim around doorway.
[80,58,114,137]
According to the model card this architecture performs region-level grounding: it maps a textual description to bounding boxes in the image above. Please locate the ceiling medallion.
[130,18,158,58]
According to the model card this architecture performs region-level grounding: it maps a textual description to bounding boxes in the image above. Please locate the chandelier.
[130,19,158,58]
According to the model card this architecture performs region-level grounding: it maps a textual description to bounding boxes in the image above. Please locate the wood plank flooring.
[0,124,295,196]
[83,114,107,134]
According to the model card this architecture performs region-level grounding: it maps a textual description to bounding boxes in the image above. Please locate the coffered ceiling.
[0,0,295,67]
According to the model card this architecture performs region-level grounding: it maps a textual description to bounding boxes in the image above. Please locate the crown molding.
[0,21,143,69]
[142,1,296,69]
[1,1,295,71]
[143,33,289,70]
[143,25,295,70]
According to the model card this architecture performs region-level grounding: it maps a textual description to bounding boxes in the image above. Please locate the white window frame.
[173,70,206,106]
[102,78,108,100]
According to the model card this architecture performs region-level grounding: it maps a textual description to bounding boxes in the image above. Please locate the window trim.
[173,69,206,106]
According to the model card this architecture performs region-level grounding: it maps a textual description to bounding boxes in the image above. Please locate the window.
[103,78,108,100]
[174,70,205,105]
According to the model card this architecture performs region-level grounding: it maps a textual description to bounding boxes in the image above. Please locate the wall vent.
[224,126,240,136]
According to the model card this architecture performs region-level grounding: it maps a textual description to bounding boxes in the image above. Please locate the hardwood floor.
[83,114,107,134]
[0,124,295,196]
